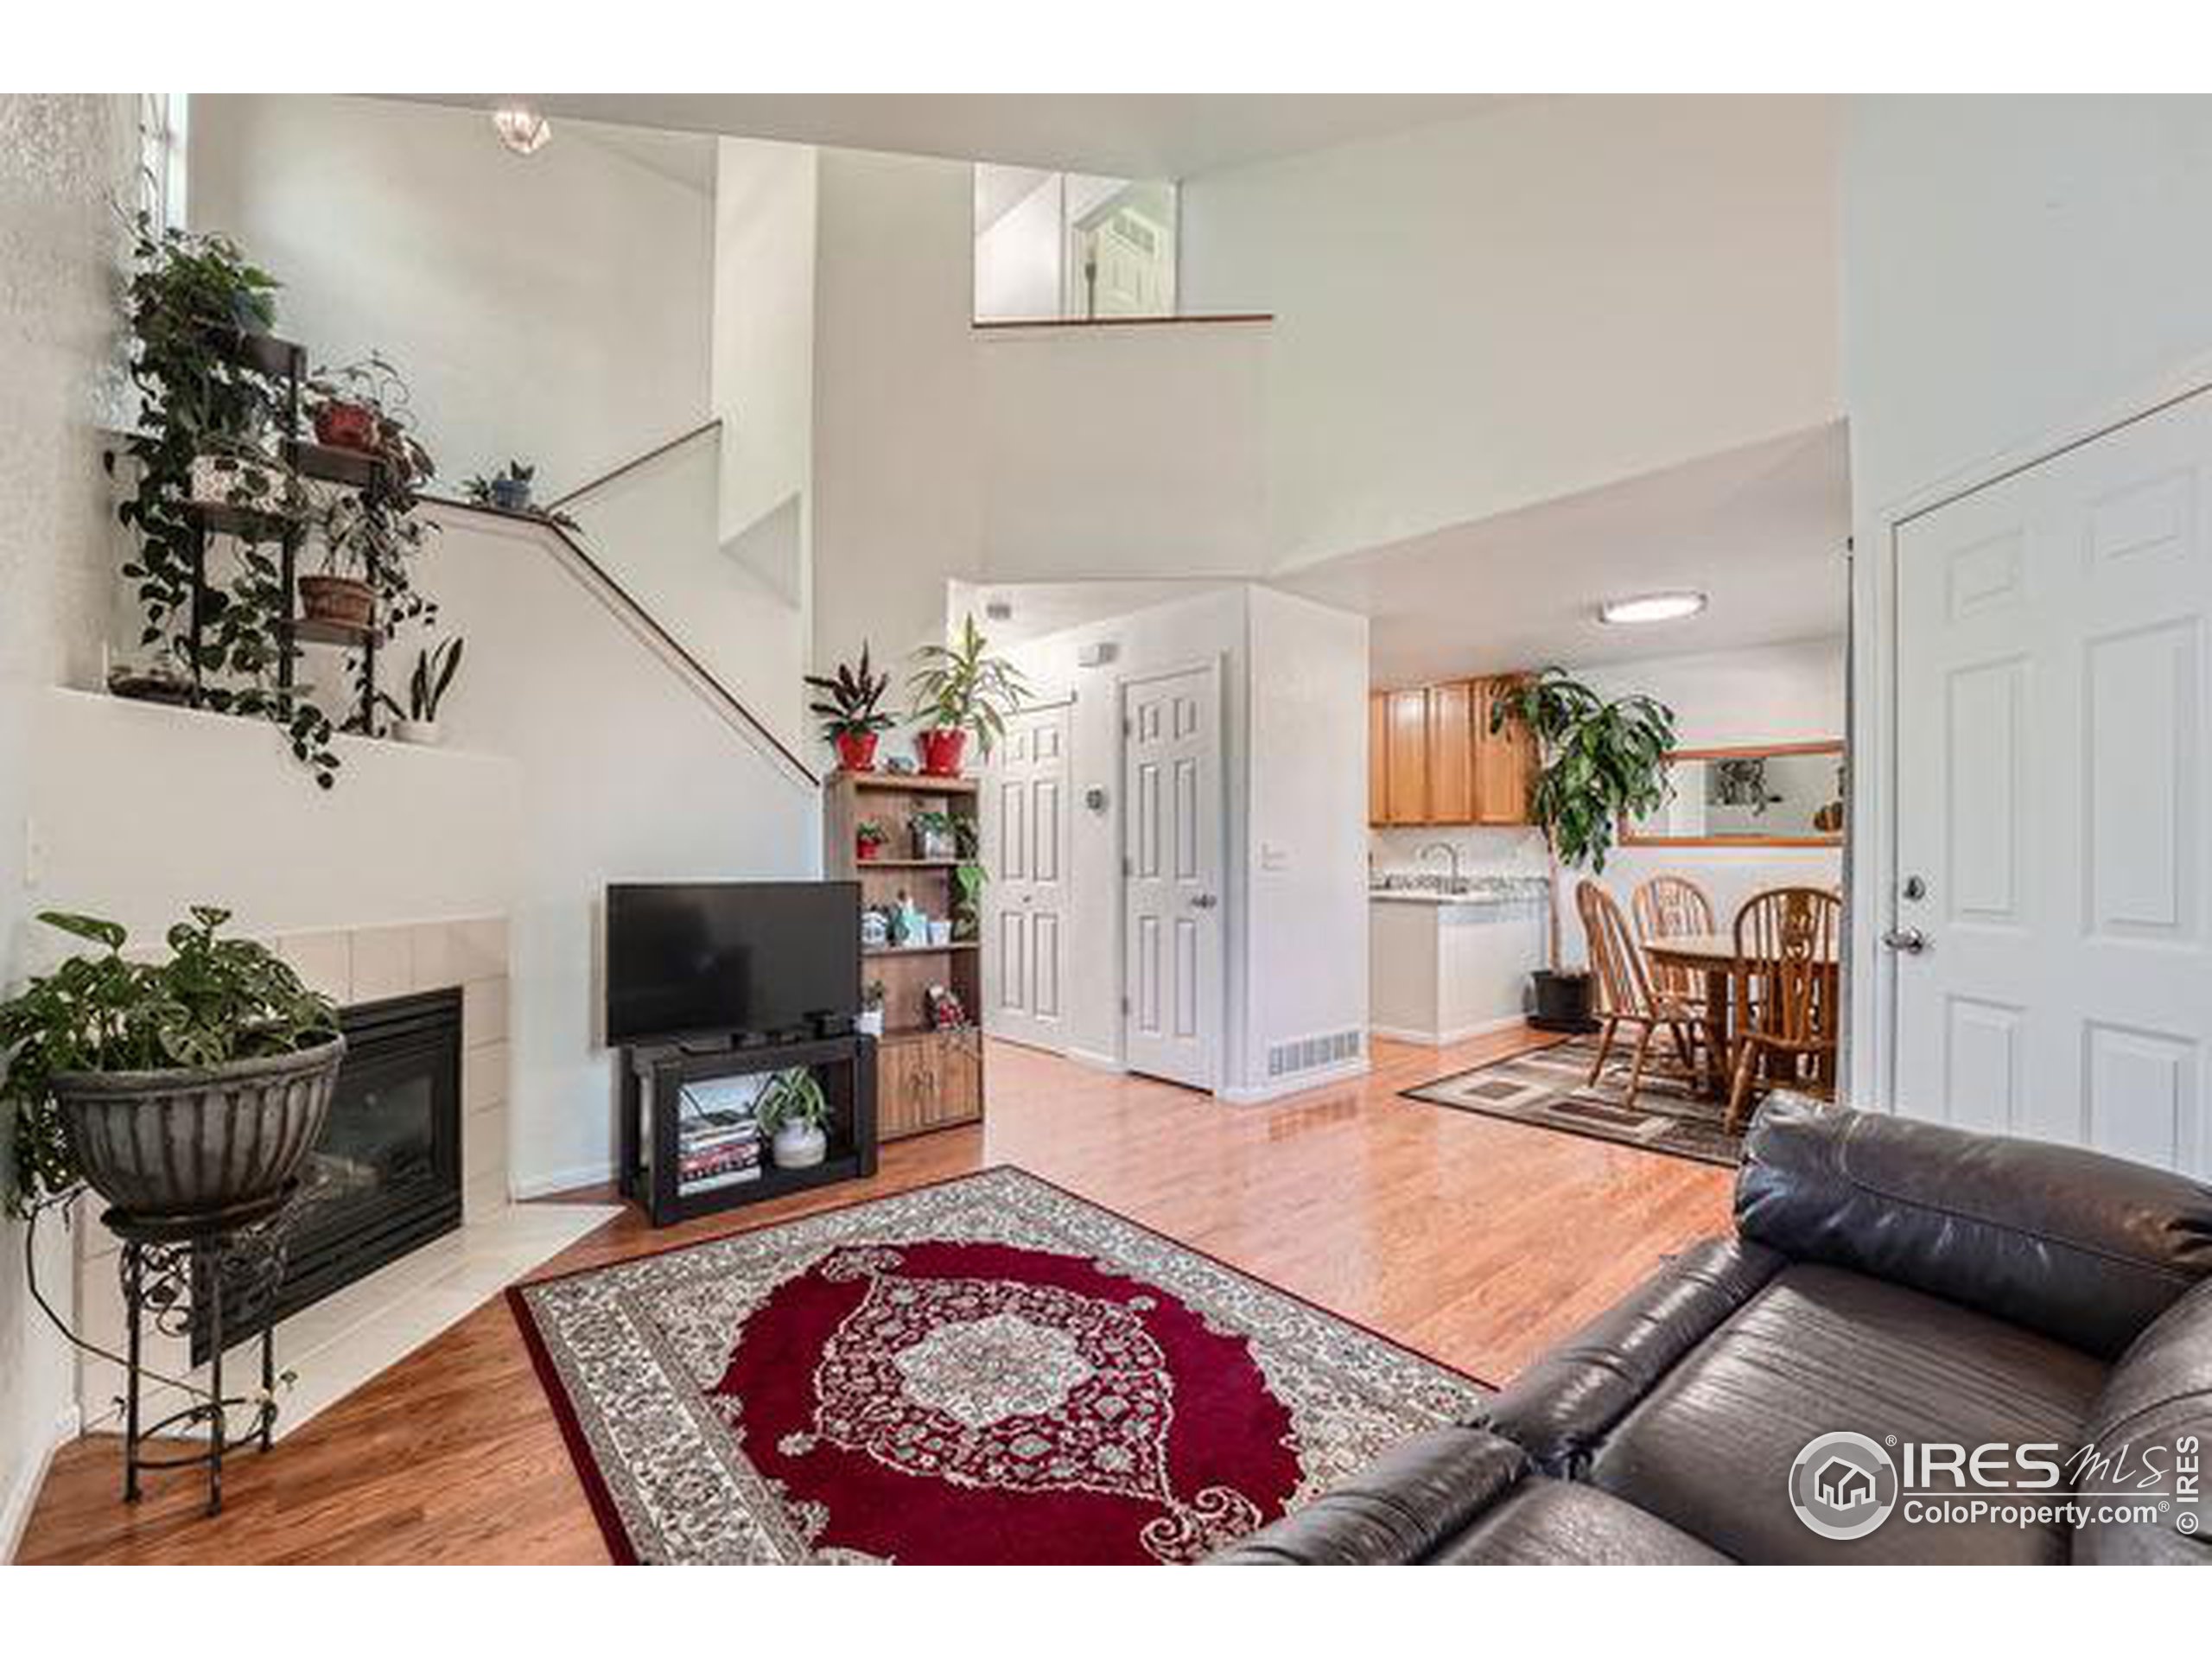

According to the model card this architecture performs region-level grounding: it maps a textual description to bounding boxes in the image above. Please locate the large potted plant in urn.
[1490,669,1677,1032]
[1,908,343,1226]
[906,614,1028,777]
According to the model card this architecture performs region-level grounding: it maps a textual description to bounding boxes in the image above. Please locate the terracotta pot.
[917,728,967,777]
[298,574,375,632]
[836,730,880,772]
[54,1036,345,1230]
[312,400,379,453]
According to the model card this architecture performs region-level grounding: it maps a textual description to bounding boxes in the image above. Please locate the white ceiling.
[1277,422,1851,687]
[398,94,1506,179]
[947,578,1239,646]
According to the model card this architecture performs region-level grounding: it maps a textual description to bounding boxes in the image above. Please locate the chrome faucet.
[1416,842,1463,887]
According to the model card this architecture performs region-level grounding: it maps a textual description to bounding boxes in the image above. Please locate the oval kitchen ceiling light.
[1599,590,1707,626]
[493,103,552,156]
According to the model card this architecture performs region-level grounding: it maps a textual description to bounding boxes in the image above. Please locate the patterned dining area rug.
[510,1167,1488,1564]
[1404,1033,1745,1166]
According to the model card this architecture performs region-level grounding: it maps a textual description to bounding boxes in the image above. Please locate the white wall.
[1370,637,1848,962]
[1244,588,1371,1085]
[1840,94,2212,1097]
[974,172,1061,322]
[1181,95,1842,572]
[0,92,133,1560]
[189,96,715,493]
[423,510,819,1192]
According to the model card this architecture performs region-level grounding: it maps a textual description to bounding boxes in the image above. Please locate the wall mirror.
[1622,741,1846,847]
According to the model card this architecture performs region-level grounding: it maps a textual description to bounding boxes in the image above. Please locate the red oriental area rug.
[509,1167,1487,1564]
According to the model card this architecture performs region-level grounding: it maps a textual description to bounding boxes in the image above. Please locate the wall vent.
[1265,1027,1364,1081]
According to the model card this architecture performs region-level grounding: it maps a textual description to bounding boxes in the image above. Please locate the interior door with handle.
[1122,664,1223,1090]
[982,700,1071,1054]
[1892,386,2212,1176]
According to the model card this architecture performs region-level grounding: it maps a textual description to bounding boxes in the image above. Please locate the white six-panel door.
[1122,664,1222,1090]
[1893,387,2212,1177]
[982,701,1071,1053]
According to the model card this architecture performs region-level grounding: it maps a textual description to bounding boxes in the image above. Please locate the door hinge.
[1122,855,1133,876]
[1121,995,1131,1014]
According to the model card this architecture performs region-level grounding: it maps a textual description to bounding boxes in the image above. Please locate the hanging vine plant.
[113,210,340,783]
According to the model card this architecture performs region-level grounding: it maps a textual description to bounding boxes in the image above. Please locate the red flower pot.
[836,730,880,772]
[313,400,379,453]
[856,839,884,862]
[918,728,967,777]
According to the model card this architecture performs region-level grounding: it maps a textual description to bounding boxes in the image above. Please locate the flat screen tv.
[605,881,860,1046]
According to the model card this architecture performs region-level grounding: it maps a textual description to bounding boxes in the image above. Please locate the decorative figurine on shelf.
[925,983,969,1031]
[893,891,928,948]
[860,908,890,950]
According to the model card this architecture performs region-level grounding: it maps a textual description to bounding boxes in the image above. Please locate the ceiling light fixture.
[1598,590,1707,626]
[492,104,552,157]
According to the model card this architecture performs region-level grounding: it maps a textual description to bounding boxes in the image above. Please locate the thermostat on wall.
[1077,640,1119,668]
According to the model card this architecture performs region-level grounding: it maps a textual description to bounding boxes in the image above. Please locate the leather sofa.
[1215,1096,2212,1565]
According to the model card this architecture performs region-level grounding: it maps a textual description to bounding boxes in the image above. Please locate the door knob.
[1189,893,1218,910]
[1881,927,1929,955]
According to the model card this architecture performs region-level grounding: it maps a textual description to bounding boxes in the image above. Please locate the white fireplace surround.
[67,913,617,1440]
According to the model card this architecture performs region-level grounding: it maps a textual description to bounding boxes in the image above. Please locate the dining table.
[1642,930,1841,1101]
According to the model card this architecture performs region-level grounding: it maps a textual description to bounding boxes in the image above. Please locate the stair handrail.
[545,417,723,513]
[418,489,820,789]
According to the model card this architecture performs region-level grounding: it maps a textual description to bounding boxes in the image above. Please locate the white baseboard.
[1215,1056,1371,1105]
[1369,1014,1529,1047]
[3,1403,80,1564]
[1064,1046,1125,1074]
[511,1160,617,1201]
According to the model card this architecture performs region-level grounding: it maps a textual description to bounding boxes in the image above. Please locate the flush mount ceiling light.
[1598,590,1707,626]
[492,104,552,157]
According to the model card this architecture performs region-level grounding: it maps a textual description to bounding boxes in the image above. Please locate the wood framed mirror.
[1622,741,1846,848]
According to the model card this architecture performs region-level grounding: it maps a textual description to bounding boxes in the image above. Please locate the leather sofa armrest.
[1482,1237,1785,1478]
[1737,1096,2212,1360]
[1207,1427,1527,1564]
[2074,1280,2212,1565]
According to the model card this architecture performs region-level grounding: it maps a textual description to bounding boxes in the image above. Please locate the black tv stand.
[618,1031,878,1226]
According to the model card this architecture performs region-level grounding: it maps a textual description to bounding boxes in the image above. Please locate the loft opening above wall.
[972,163,1179,323]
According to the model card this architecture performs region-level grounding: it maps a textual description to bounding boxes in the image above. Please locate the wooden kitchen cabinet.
[1369,692,1390,825]
[1366,675,1533,828]
[1384,689,1429,823]
[1425,681,1475,823]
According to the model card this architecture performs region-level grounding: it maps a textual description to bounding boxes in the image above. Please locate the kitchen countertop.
[1368,875,1550,907]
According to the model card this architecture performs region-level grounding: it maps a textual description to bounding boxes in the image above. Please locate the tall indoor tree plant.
[906,614,1028,777]
[1491,668,1678,1030]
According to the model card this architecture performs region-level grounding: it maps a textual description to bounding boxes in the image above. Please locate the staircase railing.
[420,477,819,789]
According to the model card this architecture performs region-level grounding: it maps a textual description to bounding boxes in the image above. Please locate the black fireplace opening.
[194,988,464,1363]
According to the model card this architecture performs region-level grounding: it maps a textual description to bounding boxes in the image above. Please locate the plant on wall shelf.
[855,819,891,861]
[906,613,1028,777]
[805,644,897,772]
[375,636,464,746]
[908,809,957,861]
[462,461,578,529]
[113,212,334,778]
[1491,668,1677,1024]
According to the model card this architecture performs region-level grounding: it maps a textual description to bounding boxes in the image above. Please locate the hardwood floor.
[18,1028,1732,1564]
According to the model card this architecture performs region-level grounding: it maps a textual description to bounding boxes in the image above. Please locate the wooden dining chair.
[1632,874,1714,993]
[1726,886,1842,1130]
[1577,880,1700,1113]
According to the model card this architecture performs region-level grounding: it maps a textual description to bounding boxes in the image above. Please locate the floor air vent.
[1266,1028,1364,1080]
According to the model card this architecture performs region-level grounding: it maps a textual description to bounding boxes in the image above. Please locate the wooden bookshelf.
[823,768,985,1141]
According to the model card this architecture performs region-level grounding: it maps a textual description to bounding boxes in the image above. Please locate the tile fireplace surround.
[67,914,617,1440]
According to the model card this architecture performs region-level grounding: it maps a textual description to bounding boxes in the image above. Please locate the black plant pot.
[1528,969,1596,1033]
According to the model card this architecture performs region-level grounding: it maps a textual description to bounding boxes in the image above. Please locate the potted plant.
[952,861,986,943]
[906,614,1027,777]
[855,820,890,862]
[377,636,464,745]
[757,1067,830,1170]
[461,461,536,513]
[909,809,957,861]
[1,907,343,1224]
[805,645,896,772]
[1491,668,1677,1031]
[857,981,887,1039]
